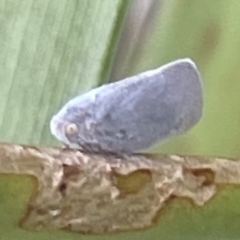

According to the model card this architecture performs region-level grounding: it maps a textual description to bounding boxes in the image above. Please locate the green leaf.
[0,0,129,147]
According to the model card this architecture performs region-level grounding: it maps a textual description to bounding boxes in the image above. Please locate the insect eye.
[65,123,78,135]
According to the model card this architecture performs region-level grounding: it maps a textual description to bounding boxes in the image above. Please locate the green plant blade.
[0,0,129,147]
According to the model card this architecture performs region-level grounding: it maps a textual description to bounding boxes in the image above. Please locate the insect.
[50,58,203,155]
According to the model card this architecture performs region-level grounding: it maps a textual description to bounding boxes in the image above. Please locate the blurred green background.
[110,0,240,159]
[1,0,240,239]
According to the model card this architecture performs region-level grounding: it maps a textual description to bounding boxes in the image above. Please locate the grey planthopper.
[50,59,203,155]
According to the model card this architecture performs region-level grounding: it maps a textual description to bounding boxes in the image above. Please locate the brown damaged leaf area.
[0,143,240,234]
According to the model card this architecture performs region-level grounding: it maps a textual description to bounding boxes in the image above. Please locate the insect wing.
[90,59,203,152]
